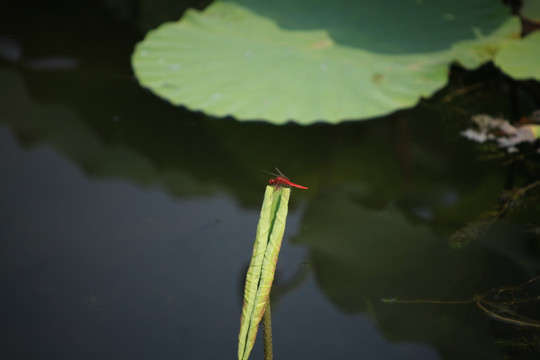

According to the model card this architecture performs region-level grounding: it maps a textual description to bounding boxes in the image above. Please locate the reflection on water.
[0,126,259,359]
[0,1,539,359]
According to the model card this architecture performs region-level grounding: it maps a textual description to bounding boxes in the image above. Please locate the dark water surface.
[1,2,539,360]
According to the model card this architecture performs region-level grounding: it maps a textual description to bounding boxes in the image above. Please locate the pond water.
[1,2,539,360]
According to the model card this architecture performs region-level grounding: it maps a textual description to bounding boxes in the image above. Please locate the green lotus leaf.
[522,0,540,22]
[132,0,519,124]
[494,31,540,80]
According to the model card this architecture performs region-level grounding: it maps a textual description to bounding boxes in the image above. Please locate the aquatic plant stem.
[263,301,273,360]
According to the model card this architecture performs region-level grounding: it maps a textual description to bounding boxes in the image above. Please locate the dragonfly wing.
[274,167,289,180]
[263,169,280,177]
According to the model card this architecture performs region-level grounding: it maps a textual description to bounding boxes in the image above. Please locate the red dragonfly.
[264,168,308,190]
